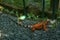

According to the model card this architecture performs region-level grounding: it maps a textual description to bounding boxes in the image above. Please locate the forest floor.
[0,13,60,40]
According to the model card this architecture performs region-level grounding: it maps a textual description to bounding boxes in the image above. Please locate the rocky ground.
[0,13,60,40]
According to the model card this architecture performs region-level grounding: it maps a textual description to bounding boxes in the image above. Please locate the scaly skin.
[32,21,49,32]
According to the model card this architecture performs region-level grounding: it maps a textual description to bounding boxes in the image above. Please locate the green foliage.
[27,12,39,20]
[3,0,23,7]
[2,0,51,9]
[2,0,59,21]
[51,23,56,29]
[15,11,18,17]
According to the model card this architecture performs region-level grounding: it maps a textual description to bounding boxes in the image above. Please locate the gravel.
[0,13,60,40]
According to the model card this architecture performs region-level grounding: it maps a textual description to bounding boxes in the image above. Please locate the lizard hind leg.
[32,28,36,32]
[43,24,48,31]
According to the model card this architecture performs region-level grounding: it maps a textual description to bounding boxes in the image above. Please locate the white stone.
[24,25,27,28]
[0,30,2,37]
[0,33,2,37]
[19,16,26,20]
[30,25,33,28]
[3,34,9,37]
[50,20,56,24]
[28,25,30,28]
[47,19,50,21]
